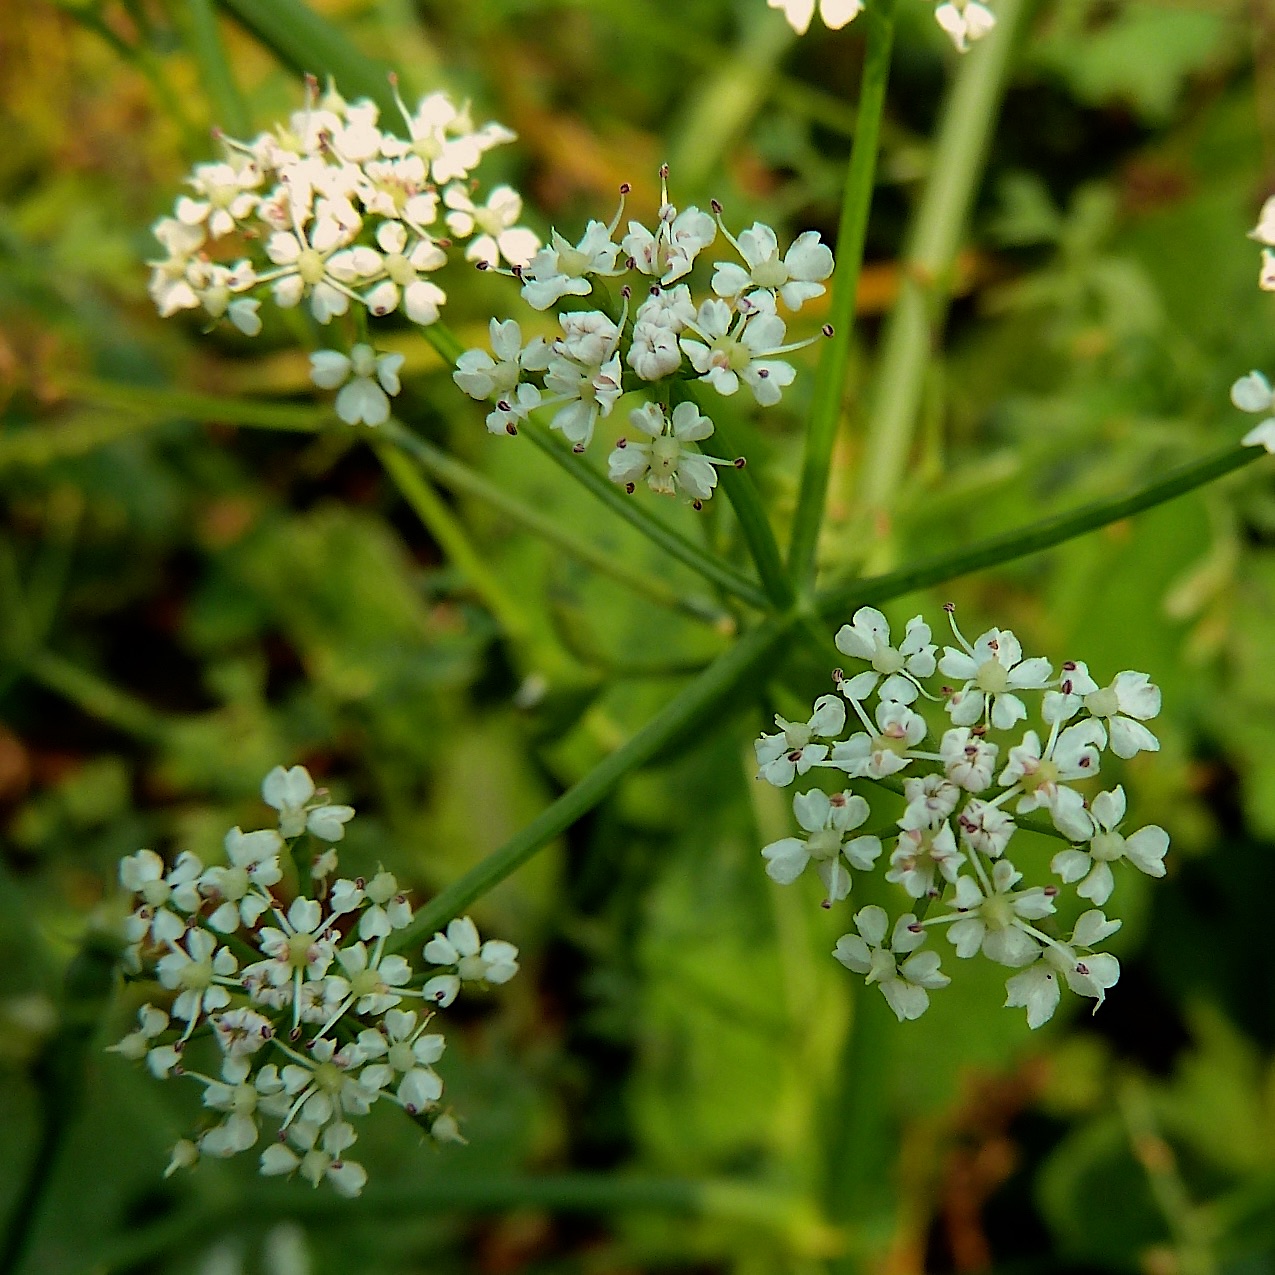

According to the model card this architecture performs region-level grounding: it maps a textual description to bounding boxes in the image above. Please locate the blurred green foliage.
[2,0,1275,1272]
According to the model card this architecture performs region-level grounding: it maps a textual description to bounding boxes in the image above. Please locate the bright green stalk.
[787,0,898,586]
[388,613,793,952]
[854,0,1032,540]
[215,0,400,119]
[816,444,1264,617]
[375,444,532,642]
[182,0,251,137]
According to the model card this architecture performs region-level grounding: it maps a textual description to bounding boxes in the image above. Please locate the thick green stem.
[816,444,1264,617]
[787,0,898,586]
[854,0,1032,541]
[388,613,793,951]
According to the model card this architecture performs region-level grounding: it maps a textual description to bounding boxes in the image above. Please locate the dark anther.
[822,324,835,337]
[711,198,723,214]
[619,181,632,194]
[733,456,747,469]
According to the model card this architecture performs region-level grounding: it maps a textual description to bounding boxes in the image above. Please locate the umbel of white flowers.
[452,166,834,508]
[754,605,1168,1028]
[110,765,519,1195]
[148,75,538,426]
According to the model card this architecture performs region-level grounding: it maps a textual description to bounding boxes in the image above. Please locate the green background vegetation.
[2,0,1275,1272]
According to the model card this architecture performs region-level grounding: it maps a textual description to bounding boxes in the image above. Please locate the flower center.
[296,248,327,285]
[141,880,171,907]
[805,828,842,860]
[873,731,910,757]
[385,252,417,286]
[219,865,250,901]
[872,643,905,675]
[314,1061,345,1095]
[178,958,214,991]
[1019,759,1059,795]
[556,245,591,277]
[231,1083,258,1114]
[982,895,1014,930]
[1084,687,1119,718]
[751,253,789,289]
[388,1042,417,1073]
[865,948,896,985]
[474,207,506,237]
[350,968,384,999]
[287,932,319,968]
[457,954,487,981]
[783,722,813,750]
[975,660,1010,695]
[651,435,681,476]
[1090,831,1125,862]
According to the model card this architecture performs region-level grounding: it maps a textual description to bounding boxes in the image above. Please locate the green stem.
[388,613,793,952]
[786,0,898,586]
[380,420,728,625]
[854,0,1032,537]
[62,377,324,431]
[375,443,532,642]
[816,445,1265,617]
[182,0,252,137]
[22,651,172,743]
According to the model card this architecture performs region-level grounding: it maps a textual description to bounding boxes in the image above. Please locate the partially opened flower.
[310,345,405,426]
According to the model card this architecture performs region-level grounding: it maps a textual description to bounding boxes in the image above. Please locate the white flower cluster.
[109,764,519,1195]
[767,0,995,54]
[452,166,834,508]
[148,76,537,426]
[754,606,1168,1028]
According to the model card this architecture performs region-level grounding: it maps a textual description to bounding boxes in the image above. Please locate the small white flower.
[211,1006,275,1058]
[357,1008,446,1114]
[264,202,362,323]
[713,223,834,311]
[828,699,927,780]
[323,941,415,1022]
[176,160,262,239]
[1004,909,1121,1028]
[386,89,515,185]
[607,401,729,504]
[107,1003,171,1066]
[1050,786,1169,906]
[754,694,846,785]
[835,609,937,703]
[939,727,1000,793]
[444,183,539,268]
[768,0,863,33]
[933,0,996,52]
[955,798,1017,858]
[542,353,623,450]
[761,788,880,904]
[453,318,551,401]
[555,310,621,367]
[260,1119,367,1196]
[422,916,520,1007]
[279,1035,382,1127]
[941,859,1055,967]
[521,220,623,310]
[834,906,950,1022]
[887,821,965,899]
[120,849,203,944]
[622,188,716,286]
[1044,664,1161,758]
[485,381,542,436]
[197,1056,288,1157]
[898,773,961,831]
[310,344,405,427]
[364,221,447,324]
[940,616,1053,730]
[998,720,1103,841]
[1230,370,1275,452]
[680,297,798,406]
[156,929,239,1033]
[201,826,283,933]
[262,764,355,840]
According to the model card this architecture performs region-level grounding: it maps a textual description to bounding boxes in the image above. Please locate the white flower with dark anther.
[1050,786,1169,906]
[761,788,880,904]
[453,318,551,401]
[202,827,283,933]
[263,202,362,322]
[607,401,731,504]
[940,614,1053,730]
[331,869,414,940]
[712,223,834,312]
[934,0,996,52]
[956,798,1017,858]
[310,345,405,428]
[322,941,414,1024]
[622,174,716,286]
[835,609,937,703]
[521,219,623,310]
[278,1035,382,1129]
[939,727,999,793]
[887,821,965,899]
[939,860,1056,967]
[628,320,683,381]
[358,154,440,229]
[1004,909,1122,1027]
[156,929,240,1036]
[636,284,697,331]
[196,1057,288,1157]
[179,257,262,335]
[754,694,846,785]
[120,848,204,944]
[679,297,798,406]
[1230,370,1275,452]
[262,764,355,840]
[443,183,539,268]
[486,382,542,437]
[356,1009,446,1114]
[422,916,520,1008]
[363,221,447,324]
[542,352,623,450]
[768,0,863,33]
[212,1006,275,1058]
[829,698,927,780]
[998,720,1103,841]
[177,160,262,238]
[249,898,339,1029]
[834,906,950,1022]
[1044,663,1161,758]
[898,773,961,831]
[260,1119,367,1196]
